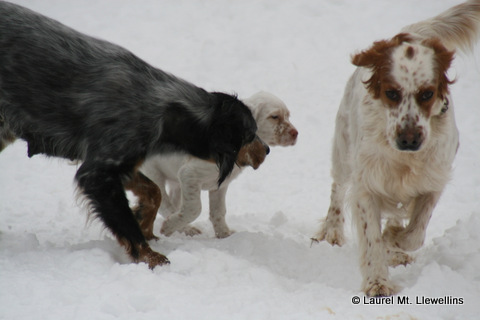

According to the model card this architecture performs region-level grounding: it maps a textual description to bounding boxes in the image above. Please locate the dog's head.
[243,91,298,146]
[236,135,270,170]
[352,33,454,152]
[209,92,259,185]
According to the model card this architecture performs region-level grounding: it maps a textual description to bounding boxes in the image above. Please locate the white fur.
[313,1,480,297]
[141,91,297,238]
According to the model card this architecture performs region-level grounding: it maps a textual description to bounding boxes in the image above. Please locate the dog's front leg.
[312,182,346,246]
[352,187,396,297]
[209,187,232,238]
[312,110,350,246]
[160,164,202,237]
[75,162,169,268]
[383,192,441,252]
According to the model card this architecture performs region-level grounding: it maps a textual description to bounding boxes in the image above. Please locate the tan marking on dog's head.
[236,136,269,169]
[352,33,454,101]
[352,33,455,152]
[352,33,414,99]
[405,46,415,60]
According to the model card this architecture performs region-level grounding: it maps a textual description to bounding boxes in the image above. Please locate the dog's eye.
[385,90,401,102]
[421,90,434,101]
[270,115,279,120]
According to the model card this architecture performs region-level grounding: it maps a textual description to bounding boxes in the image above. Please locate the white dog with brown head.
[313,0,480,297]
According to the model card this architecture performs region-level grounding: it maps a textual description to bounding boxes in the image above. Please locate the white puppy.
[141,91,298,238]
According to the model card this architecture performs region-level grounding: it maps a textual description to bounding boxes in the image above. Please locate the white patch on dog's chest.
[360,151,449,205]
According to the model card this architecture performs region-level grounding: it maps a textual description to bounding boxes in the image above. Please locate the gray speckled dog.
[0,2,259,268]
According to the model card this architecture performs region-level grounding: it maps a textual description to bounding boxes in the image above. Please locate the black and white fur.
[0,2,258,268]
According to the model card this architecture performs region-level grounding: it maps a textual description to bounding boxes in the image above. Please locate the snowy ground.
[1,1,479,319]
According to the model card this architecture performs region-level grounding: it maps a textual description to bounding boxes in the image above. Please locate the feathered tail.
[402,0,480,53]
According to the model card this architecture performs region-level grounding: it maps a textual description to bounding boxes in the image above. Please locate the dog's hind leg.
[124,171,162,241]
[75,162,169,268]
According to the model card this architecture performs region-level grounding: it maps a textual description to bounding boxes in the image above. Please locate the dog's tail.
[402,0,480,53]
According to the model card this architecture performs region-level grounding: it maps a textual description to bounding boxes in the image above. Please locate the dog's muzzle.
[396,126,424,151]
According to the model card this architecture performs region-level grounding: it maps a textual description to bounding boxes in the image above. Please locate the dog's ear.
[352,33,413,68]
[209,94,240,186]
[209,125,238,186]
[209,92,258,186]
[352,33,414,98]
[422,38,455,99]
[214,147,237,186]
[351,39,394,98]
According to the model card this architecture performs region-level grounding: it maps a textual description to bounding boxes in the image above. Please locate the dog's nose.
[265,144,270,155]
[396,128,423,151]
[290,128,298,139]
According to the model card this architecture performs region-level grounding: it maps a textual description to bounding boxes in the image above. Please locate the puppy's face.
[246,92,298,147]
[353,34,454,152]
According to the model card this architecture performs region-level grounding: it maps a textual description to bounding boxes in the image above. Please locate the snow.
[1,0,479,319]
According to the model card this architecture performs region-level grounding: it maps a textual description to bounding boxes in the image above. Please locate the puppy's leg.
[124,171,161,241]
[383,192,440,252]
[209,187,232,238]
[353,188,396,297]
[168,184,182,212]
[165,183,202,236]
[141,167,176,218]
[76,162,169,268]
[160,165,202,237]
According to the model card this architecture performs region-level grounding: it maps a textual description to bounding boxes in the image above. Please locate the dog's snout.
[290,128,298,139]
[396,127,423,151]
[265,144,270,155]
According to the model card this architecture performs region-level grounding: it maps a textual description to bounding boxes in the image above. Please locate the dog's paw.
[181,225,202,237]
[382,225,405,246]
[387,249,414,267]
[143,232,160,241]
[215,228,234,239]
[161,220,202,237]
[363,279,396,297]
[312,225,345,246]
[137,244,170,269]
[160,220,176,237]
